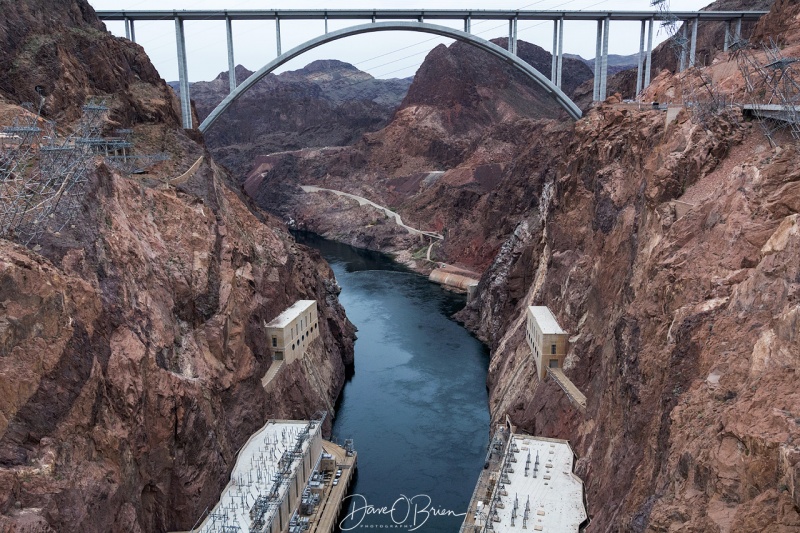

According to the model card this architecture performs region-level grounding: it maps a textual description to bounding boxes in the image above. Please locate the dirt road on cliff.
[301,185,443,240]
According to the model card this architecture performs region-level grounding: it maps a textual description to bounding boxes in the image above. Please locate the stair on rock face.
[548,368,587,413]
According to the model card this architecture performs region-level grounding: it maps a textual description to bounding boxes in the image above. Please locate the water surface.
[295,233,490,532]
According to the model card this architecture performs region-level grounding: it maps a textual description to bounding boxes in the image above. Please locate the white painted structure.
[526,306,569,381]
[194,419,324,533]
[491,435,586,532]
[265,300,319,365]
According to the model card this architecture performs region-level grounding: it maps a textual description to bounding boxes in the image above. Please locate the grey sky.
[88,0,712,82]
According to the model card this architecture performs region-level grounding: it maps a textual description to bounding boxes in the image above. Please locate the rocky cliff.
[188,61,412,179]
[453,1,800,529]
[0,1,354,531]
[243,38,592,272]
[240,1,799,530]
[459,99,800,531]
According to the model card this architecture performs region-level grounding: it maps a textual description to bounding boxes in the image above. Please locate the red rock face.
[458,98,800,533]
[190,61,413,179]
[0,0,181,126]
[0,164,354,532]
[0,1,355,531]
[243,39,591,273]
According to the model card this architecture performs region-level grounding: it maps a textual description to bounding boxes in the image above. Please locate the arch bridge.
[96,9,769,130]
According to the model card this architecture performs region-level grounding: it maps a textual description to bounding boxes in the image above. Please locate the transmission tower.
[0,99,169,245]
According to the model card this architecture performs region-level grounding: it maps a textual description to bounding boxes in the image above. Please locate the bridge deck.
[742,104,800,124]
[96,9,768,23]
[548,368,587,413]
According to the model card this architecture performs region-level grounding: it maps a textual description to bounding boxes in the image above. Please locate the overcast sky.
[88,0,712,83]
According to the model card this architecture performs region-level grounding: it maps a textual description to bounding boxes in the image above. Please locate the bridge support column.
[514,18,518,55]
[174,17,192,129]
[551,20,558,82]
[724,21,731,51]
[689,17,699,68]
[226,16,236,93]
[324,12,328,34]
[636,19,646,96]
[645,17,654,89]
[508,18,517,55]
[599,16,610,100]
[735,17,742,41]
[679,22,688,72]
[124,18,136,42]
[276,17,282,56]
[465,15,471,33]
[593,19,602,101]
[557,17,564,88]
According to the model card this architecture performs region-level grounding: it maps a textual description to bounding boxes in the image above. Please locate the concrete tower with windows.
[265,300,319,365]
[526,306,569,381]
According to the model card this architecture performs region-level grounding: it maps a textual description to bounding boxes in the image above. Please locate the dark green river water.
[295,233,490,532]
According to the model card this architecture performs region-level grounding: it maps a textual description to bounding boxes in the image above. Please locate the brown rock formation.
[460,99,800,532]
[190,61,412,179]
[0,0,181,127]
[0,165,354,532]
[243,38,591,272]
[0,1,355,531]
[455,3,800,529]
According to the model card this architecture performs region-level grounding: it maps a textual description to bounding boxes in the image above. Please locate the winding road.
[301,185,443,240]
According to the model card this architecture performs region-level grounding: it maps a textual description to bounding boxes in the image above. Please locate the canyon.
[0,0,354,531]
[0,0,798,532]
[224,1,798,531]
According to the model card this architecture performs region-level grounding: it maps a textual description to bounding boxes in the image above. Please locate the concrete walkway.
[548,368,587,413]
[301,185,443,240]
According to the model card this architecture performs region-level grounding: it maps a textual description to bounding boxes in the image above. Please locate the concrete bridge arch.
[198,20,583,133]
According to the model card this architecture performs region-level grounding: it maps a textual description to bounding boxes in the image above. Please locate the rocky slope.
[0,0,180,126]
[460,98,800,531]
[452,0,800,529]
[188,61,412,179]
[240,1,799,530]
[243,38,592,273]
[0,1,354,531]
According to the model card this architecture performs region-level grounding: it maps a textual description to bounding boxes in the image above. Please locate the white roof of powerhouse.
[266,300,316,328]
[490,436,586,532]
[195,420,321,533]
[528,306,566,335]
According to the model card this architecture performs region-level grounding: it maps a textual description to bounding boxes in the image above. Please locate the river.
[295,233,490,532]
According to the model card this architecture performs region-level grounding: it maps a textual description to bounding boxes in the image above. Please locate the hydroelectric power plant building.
[461,423,587,532]
[526,306,569,381]
[191,414,357,533]
[266,300,319,364]
[261,300,320,390]
[525,306,587,412]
